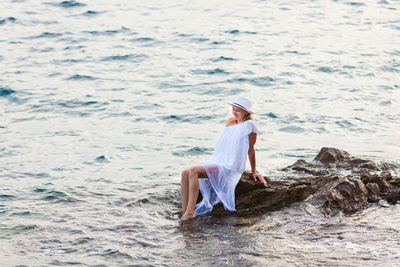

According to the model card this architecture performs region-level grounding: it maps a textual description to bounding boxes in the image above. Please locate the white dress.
[195,119,258,215]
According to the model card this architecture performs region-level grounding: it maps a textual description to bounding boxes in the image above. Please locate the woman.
[180,96,267,220]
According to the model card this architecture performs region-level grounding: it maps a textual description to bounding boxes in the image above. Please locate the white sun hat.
[229,96,254,114]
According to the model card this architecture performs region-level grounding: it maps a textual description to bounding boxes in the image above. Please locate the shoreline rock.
[202,147,400,216]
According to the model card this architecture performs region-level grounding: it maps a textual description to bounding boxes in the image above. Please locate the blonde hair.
[226,113,254,126]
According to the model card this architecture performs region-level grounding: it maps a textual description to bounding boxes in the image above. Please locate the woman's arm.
[248,133,267,184]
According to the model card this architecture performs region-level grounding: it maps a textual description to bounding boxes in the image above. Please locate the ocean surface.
[1,0,400,266]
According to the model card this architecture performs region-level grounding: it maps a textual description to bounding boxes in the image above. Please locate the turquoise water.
[1,0,400,266]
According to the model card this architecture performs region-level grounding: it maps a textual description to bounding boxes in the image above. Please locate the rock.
[281,159,329,176]
[366,183,380,202]
[386,188,400,205]
[311,147,400,171]
[199,147,400,217]
[313,176,368,215]
[360,171,390,192]
[314,147,350,166]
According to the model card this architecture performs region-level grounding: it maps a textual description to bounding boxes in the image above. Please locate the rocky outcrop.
[204,147,400,216]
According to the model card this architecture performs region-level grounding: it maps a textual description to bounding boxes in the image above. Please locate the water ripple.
[228,76,276,87]
[0,87,15,97]
[66,74,97,80]
[172,147,213,157]
[0,17,16,25]
[211,56,236,62]
[46,1,86,8]
[83,10,99,16]
[191,68,230,75]
[28,32,63,39]
[225,29,257,35]
[279,126,305,133]
[161,114,214,123]
[101,54,148,62]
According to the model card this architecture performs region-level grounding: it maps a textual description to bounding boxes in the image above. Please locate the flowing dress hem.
[199,162,237,213]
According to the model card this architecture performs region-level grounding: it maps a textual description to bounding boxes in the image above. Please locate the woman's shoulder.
[245,119,257,127]
[245,119,258,134]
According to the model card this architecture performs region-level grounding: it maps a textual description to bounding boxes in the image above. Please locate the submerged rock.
[203,147,400,216]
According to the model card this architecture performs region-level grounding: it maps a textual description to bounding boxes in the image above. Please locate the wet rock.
[314,147,350,166]
[311,147,400,171]
[366,183,380,202]
[386,188,400,205]
[281,159,329,176]
[314,176,368,215]
[201,147,400,217]
[360,171,390,192]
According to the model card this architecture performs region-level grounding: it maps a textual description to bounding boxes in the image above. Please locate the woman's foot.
[180,212,196,221]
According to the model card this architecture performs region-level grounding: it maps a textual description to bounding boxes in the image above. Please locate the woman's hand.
[252,171,267,185]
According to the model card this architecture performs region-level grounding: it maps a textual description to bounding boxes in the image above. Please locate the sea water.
[1,0,399,266]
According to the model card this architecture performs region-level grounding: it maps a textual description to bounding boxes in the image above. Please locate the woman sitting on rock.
[180,96,267,220]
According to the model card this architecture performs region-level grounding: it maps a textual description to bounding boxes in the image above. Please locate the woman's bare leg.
[181,165,208,220]
[180,169,189,214]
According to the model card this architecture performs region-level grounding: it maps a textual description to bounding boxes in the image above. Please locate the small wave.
[64,45,86,50]
[0,87,15,96]
[211,56,236,62]
[49,260,83,266]
[0,17,16,25]
[379,100,392,106]
[84,30,120,36]
[72,237,95,245]
[228,76,275,87]
[0,194,15,199]
[33,187,47,193]
[345,2,366,6]
[158,81,191,90]
[55,99,105,108]
[66,74,97,80]
[161,114,213,123]
[41,190,81,203]
[30,47,54,53]
[279,50,309,56]
[10,211,31,216]
[317,66,337,73]
[226,29,257,35]
[23,172,50,178]
[103,111,132,118]
[30,32,63,39]
[190,37,210,43]
[173,147,213,157]
[380,64,399,73]
[95,155,109,163]
[101,54,148,62]
[191,68,230,75]
[335,120,358,129]
[279,126,305,133]
[83,10,99,16]
[100,249,133,261]
[48,1,86,8]
[53,58,86,65]
[263,112,278,119]
[11,224,40,233]
[211,41,226,45]
[176,33,194,37]
[135,103,163,110]
[130,37,155,42]
[198,87,245,96]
